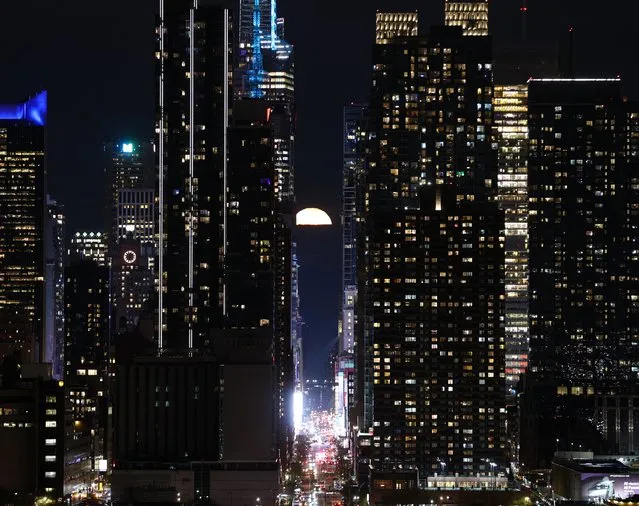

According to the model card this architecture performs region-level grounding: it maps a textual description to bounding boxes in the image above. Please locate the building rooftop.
[554,458,635,474]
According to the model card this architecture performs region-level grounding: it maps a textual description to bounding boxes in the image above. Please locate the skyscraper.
[237,0,294,102]
[444,0,489,36]
[493,85,529,393]
[237,0,295,204]
[226,99,292,463]
[358,21,505,478]
[235,0,296,464]
[115,189,155,247]
[0,91,47,364]
[291,242,303,401]
[69,231,108,266]
[113,188,156,330]
[335,104,366,437]
[157,0,232,350]
[64,259,110,496]
[225,101,277,331]
[103,139,154,247]
[341,104,366,356]
[45,196,66,380]
[521,78,639,468]
[0,361,65,501]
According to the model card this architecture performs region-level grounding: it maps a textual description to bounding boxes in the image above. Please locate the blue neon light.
[0,91,47,126]
[122,143,133,153]
[248,0,265,99]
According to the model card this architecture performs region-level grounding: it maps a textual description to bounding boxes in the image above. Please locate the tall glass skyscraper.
[494,85,529,393]
[156,1,231,350]
[237,0,295,202]
[0,91,47,363]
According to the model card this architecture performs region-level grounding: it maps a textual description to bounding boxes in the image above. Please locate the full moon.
[296,207,332,226]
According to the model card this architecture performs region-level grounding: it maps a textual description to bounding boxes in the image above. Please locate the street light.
[489,462,497,490]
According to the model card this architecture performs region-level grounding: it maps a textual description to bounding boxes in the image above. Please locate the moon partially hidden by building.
[296,207,332,226]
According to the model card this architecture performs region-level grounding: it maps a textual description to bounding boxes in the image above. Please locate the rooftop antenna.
[568,26,575,77]
[520,0,528,41]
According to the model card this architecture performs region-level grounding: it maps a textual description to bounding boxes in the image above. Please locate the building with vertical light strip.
[0,91,47,364]
[156,0,231,350]
[494,85,529,393]
[444,0,489,36]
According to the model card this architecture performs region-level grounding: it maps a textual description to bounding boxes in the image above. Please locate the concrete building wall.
[222,364,275,461]
[209,469,279,506]
[112,469,195,504]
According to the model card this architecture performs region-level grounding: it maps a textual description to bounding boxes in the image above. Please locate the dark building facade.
[45,196,66,381]
[64,259,111,494]
[112,332,280,505]
[225,101,277,330]
[357,21,505,476]
[226,99,293,464]
[157,1,231,350]
[0,91,47,364]
[521,78,639,468]
[113,354,219,464]
[0,360,65,501]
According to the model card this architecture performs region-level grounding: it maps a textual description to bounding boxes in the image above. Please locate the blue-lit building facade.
[0,91,48,364]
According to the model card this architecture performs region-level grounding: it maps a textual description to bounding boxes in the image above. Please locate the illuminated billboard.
[581,473,639,501]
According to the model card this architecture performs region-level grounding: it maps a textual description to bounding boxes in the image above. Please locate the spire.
[520,0,528,41]
[248,0,265,98]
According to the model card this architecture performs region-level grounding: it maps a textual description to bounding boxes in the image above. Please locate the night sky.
[1,0,637,378]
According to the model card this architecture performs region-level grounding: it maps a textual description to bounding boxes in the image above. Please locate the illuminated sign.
[581,473,639,500]
[122,143,133,153]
